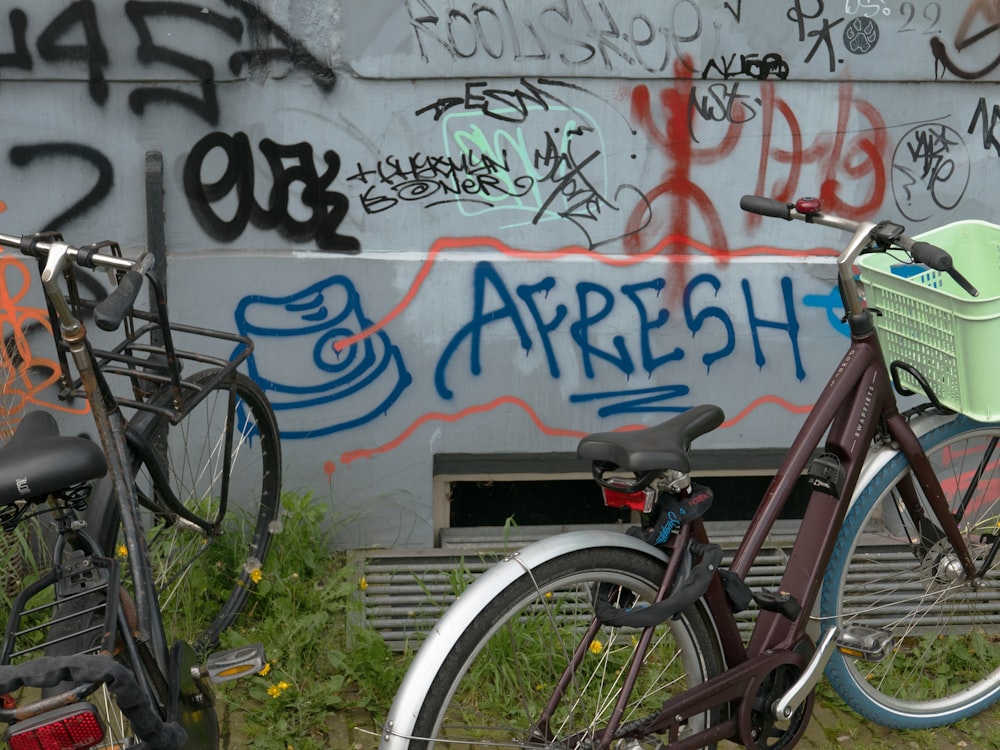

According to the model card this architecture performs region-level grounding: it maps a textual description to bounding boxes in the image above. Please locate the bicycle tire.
[408,546,723,749]
[100,367,282,653]
[821,415,1000,728]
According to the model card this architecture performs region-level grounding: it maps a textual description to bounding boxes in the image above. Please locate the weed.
[214,492,408,749]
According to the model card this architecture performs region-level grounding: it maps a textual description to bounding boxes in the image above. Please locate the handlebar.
[739,195,979,302]
[0,231,153,331]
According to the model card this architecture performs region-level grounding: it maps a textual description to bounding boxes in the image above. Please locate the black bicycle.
[0,230,281,748]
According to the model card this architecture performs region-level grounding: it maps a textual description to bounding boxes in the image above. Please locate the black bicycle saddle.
[0,411,107,505]
[577,404,725,474]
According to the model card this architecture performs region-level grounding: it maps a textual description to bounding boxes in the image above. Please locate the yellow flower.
[258,663,271,677]
[589,640,603,655]
[116,545,128,559]
[267,680,291,698]
[249,568,263,584]
[358,576,368,591]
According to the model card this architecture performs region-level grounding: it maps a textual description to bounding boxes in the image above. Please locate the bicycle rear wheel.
[36,546,215,748]
[409,546,722,749]
[121,368,281,652]
[822,416,1000,727]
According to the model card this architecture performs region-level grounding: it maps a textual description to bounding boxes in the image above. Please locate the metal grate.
[354,521,796,652]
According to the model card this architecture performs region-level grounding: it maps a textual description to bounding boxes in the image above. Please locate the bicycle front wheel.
[127,368,282,652]
[409,546,723,749]
[822,416,1000,727]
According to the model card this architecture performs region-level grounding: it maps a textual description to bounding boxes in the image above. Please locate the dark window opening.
[449,474,812,528]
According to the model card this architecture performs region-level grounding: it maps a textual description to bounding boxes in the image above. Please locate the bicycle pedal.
[193,643,267,684]
[835,624,893,662]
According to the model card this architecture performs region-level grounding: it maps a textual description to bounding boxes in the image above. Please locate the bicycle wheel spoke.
[824,419,1000,726]
[409,548,722,749]
[129,369,281,651]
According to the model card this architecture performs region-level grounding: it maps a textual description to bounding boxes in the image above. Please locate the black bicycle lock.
[593,542,724,628]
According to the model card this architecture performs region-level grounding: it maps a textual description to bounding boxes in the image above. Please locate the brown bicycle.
[380,195,1000,749]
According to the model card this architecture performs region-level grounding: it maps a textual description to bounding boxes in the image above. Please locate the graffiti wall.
[1,0,998,547]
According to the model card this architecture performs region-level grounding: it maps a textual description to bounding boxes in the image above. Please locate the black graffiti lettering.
[787,0,823,42]
[584,1,635,68]
[533,130,612,224]
[407,0,682,72]
[407,0,554,64]
[220,0,336,91]
[408,0,473,62]
[540,3,592,66]
[36,0,108,105]
[969,97,1000,155]
[126,2,243,126]
[415,77,588,123]
[741,53,790,79]
[907,125,960,178]
[687,82,759,138]
[786,0,844,72]
[5,2,336,122]
[930,19,1000,80]
[184,131,359,252]
[183,131,253,242]
[9,143,113,230]
[701,52,789,80]
[804,16,844,72]
[891,124,968,220]
[531,129,649,251]
[0,10,31,72]
[254,139,357,249]
[346,149,530,215]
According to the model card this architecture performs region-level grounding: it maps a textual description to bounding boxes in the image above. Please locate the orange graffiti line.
[339,395,592,466]
[339,392,815,467]
[721,394,813,428]
[332,234,835,353]
[0,256,89,418]
[0,201,6,212]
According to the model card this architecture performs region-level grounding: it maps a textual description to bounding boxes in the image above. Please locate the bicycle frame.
[597,220,984,748]
[35,240,172,684]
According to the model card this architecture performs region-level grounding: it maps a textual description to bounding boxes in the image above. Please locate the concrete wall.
[1,0,998,547]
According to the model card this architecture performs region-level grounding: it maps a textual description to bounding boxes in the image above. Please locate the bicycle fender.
[377,530,668,750]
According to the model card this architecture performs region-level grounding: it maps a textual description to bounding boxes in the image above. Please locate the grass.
[212,493,409,749]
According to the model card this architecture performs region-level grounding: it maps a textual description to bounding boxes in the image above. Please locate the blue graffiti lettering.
[572,282,636,379]
[742,276,805,381]
[435,263,811,403]
[684,274,735,372]
[569,384,690,417]
[516,277,568,377]
[435,261,535,399]
[622,279,684,373]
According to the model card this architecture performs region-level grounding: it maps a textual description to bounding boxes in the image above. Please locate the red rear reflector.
[6,702,105,750]
[601,483,655,513]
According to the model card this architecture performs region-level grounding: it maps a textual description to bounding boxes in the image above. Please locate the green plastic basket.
[857,220,1000,422]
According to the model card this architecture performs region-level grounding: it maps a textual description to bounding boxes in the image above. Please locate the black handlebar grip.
[908,240,979,297]
[94,269,145,331]
[908,241,952,271]
[740,195,793,220]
